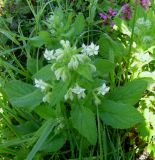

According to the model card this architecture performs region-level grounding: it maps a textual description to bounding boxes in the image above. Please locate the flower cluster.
[68,54,86,70]
[99,8,117,28]
[34,40,110,104]
[48,40,99,81]
[122,4,132,20]
[136,17,151,28]
[135,17,152,41]
[43,48,64,61]
[64,84,86,100]
[34,79,51,102]
[64,83,110,101]
[82,43,99,56]
[140,0,150,10]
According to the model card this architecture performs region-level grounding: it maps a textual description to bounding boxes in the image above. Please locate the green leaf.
[71,106,97,145]
[38,31,52,47]
[76,64,93,81]
[137,121,150,139]
[73,13,85,36]
[99,100,144,129]
[0,135,31,149]
[14,121,39,135]
[94,58,115,75]
[106,79,148,105]
[0,29,20,45]
[48,81,69,107]
[27,57,42,74]
[40,134,66,152]
[32,64,54,81]
[28,36,44,48]
[15,149,29,160]
[27,120,56,160]
[98,34,126,58]
[4,80,43,110]
[34,104,56,120]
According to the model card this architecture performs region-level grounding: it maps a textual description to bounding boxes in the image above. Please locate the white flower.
[64,88,74,101]
[143,36,152,42]
[135,52,152,62]
[82,43,99,56]
[60,40,70,48]
[144,20,151,28]
[68,56,79,70]
[82,44,88,54]
[75,54,86,63]
[54,67,67,81]
[44,49,55,60]
[55,49,64,60]
[136,17,151,28]
[72,84,86,99]
[136,17,145,25]
[68,54,87,70]
[140,53,152,62]
[34,79,47,91]
[97,83,110,96]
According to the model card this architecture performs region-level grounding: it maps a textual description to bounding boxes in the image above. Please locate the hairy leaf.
[99,100,144,129]
[4,80,43,110]
[71,106,97,145]
[106,79,148,105]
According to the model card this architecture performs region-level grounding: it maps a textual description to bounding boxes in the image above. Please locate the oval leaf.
[99,100,144,129]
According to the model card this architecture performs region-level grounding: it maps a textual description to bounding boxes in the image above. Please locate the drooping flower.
[34,79,48,91]
[97,83,110,96]
[68,54,86,70]
[140,0,150,10]
[54,67,67,81]
[55,48,64,60]
[64,88,74,101]
[82,43,99,56]
[68,56,79,70]
[72,84,86,99]
[44,49,56,60]
[122,4,132,20]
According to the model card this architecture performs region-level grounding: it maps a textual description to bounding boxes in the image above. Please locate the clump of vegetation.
[0,0,155,159]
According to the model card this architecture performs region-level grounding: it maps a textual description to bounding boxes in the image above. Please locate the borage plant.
[0,0,154,159]
[2,38,150,159]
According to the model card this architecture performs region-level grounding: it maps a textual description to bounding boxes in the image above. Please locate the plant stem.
[96,105,103,160]
[126,1,138,82]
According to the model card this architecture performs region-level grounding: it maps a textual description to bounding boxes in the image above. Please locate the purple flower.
[111,21,115,28]
[122,3,132,20]
[140,0,150,9]
[99,12,108,20]
[108,8,117,17]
